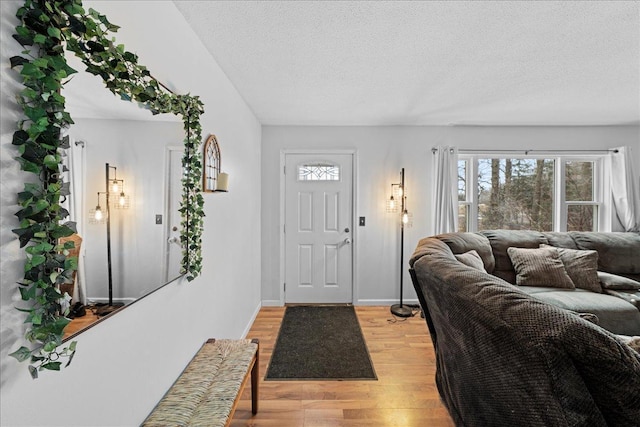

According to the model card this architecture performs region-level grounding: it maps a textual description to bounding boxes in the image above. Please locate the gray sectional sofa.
[409,230,640,426]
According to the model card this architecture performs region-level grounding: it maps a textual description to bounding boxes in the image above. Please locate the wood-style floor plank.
[229,306,454,427]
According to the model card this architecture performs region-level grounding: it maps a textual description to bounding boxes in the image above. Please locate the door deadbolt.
[344,227,350,233]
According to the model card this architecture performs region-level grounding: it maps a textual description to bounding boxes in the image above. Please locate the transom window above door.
[297,163,340,181]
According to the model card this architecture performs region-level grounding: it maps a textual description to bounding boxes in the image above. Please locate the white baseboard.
[355,299,420,306]
[242,301,263,339]
[261,299,283,307]
[261,299,420,307]
[88,297,136,305]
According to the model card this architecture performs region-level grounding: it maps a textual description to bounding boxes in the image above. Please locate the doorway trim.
[162,145,184,283]
[279,149,358,306]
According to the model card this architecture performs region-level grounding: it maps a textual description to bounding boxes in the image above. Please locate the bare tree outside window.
[458,160,468,231]
[456,156,599,233]
[477,158,554,231]
[566,161,597,231]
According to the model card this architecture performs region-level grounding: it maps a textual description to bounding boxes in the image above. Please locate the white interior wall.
[0,2,262,426]
[261,125,640,305]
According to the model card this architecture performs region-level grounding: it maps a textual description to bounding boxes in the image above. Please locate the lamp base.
[390,304,413,318]
[95,303,125,317]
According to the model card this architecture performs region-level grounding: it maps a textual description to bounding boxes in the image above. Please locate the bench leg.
[251,339,259,415]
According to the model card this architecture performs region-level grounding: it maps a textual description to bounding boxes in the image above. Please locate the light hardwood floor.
[230,306,454,427]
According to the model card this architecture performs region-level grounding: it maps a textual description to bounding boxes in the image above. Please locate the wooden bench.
[142,338,259,427]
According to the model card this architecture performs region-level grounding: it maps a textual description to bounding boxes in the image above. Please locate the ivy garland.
[9,0,205,378]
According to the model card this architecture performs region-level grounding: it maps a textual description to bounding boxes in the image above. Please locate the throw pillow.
[597,271,640,290]
[540,244,601,293]
[507,246,575,289]
[455,250,486,272]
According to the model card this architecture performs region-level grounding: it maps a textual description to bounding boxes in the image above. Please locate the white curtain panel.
[433,146,459,234]
[62,139,88,304]
[610,146,640,232]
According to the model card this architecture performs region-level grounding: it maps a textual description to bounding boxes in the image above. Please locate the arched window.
[203,134,221,192]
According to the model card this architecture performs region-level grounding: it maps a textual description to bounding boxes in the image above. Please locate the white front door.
[284,153,353,303]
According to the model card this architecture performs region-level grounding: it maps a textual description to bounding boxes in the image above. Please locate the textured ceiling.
[172,0,640,126]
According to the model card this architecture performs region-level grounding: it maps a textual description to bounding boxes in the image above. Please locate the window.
[565,161,598,231]
[202,134,221,192]
[458,156,602,232]
[297,163,340,181]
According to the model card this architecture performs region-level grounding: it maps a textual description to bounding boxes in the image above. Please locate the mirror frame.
[9,0,204,378]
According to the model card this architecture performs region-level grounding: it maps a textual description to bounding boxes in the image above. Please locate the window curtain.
[62,139,87,304]
[610,146,640,232]
[433,146,459,234]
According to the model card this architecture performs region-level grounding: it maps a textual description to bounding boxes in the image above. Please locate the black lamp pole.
[391,168,412,317]
[96,163,124,316]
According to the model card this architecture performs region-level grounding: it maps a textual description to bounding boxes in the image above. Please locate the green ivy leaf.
[19,284,36,301]
[30,254,46,267]
[10,56,28,68]
[47,26,61,39]
[9,346,32,362]
[64,256,78,270]
[41,361,61,371]
[29,311,42,326]
[13,33,34,47]
[17,158,40,174]
[43,154,58,170]
[29,365,38,379]
[43,341,57,353]
[12,130,29,145]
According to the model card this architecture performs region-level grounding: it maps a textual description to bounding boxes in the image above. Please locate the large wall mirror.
[10,1,204,372]
[60,52,187,338]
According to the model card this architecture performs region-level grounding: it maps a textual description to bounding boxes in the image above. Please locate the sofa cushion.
[507,246,575,289]
[432,232,495,272]
[481,230,548,283]
[519,287,640,336]
[454,250,486,272]
[541,244,601,293]
[598,271,640,290]
[570,232,640,276]
[543,232,579,249]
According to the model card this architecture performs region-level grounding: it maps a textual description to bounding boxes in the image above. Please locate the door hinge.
[283,283,286,292]
[283,224,286,233]
[283,165,286,175]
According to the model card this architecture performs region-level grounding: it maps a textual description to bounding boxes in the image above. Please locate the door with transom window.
[284,153,353,303]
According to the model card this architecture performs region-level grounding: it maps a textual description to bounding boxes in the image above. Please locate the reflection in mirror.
[61,53,186,338]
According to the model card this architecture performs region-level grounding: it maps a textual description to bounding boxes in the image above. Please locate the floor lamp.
[388,168,412,318]
[95,163,127,317]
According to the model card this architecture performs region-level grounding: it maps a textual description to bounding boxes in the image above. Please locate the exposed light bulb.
[112,180,119,193]
[119,192,126,207]
[397,187,403,197]
[402,210,409,224]
[389,196,395,210]
[94,206,103,221]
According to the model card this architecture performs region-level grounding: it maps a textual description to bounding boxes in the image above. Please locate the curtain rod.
[431,148,619,155]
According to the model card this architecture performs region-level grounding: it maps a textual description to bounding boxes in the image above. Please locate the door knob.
[168,236,179,244]
[344,237,352,244]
